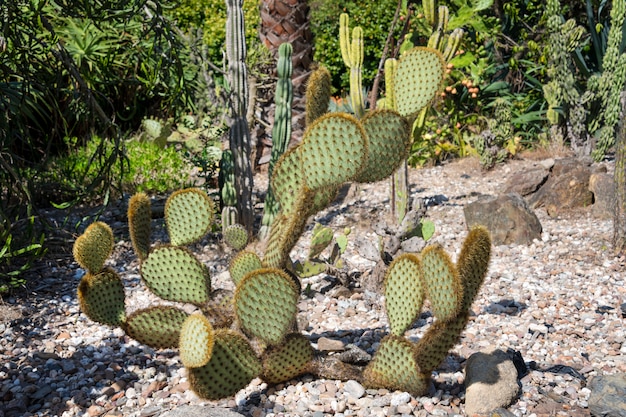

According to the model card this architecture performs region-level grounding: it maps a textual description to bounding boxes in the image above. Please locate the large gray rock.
[588,374,626,417]
[464,193,542,245]
[464,349,521,416]
[528,157,593,210]
[160,406,245,417]
[504,167,550,196]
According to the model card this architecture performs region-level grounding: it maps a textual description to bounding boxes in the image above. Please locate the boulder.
[588,374,626,417]
[504,167,550,196]
[464,349,521,416]
[528,157,593,210]
[589,172,615,219]
[464,193,542,245]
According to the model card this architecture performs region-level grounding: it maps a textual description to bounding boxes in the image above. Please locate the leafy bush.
[0,216,46,294]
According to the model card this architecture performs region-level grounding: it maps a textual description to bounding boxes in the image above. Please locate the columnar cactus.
[340,13,365,118]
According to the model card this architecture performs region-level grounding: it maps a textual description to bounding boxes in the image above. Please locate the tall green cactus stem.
[340,13,365,118]
[219,150,238,232]
[305,65,332,125]
[260,42,294,240]
[225,0,254,232]
[128,193,151,261]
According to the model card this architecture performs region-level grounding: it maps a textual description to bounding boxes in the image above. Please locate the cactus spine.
[340,13,365,118]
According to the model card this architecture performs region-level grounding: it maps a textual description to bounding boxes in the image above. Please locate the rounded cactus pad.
[383,254,425,336]
[415,312,469,374]
[261,333,313,384]
[355,109,411,183]
[420,245,462,322]
[188,329,261,400]
[165,188,215,246]
[305,65,332,126]
[73,221,114,274]
[271,147,304,216]
[457,225,491,310]
[394,47,445,119]
[128,193,151,260]
[234,268,299,345]
[223,224,249,251]
[229,251,263,286]
[77,267,126,327]
[363,334,430,396]
[140,245,210,305]
[299,113,367,191]
[125,306,188,349]
[180,313,215,368]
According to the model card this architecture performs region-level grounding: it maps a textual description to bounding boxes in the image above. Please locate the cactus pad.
[383,254,425,336]
[457,225,491,309]
[363,335,429,396]
[128,193,151,260]
[306,66,332,126]
[394,47,445,119]
[271,147,304,215]
[223,224,249,250]
[188,329,261,400]
[77,267,126,327]
[261,333,314,384]
[140,245,210,305]
[180,313,215,368]
[234,268,299,345]
[229,250,263,286]
[125,306,188,349]
[414,312,469,373]
[73,221,114,273]
[165,188,215,246]
[308,223,334,259]
[355,109,411,183]
[299,113,367,191]
[420,245,462,322]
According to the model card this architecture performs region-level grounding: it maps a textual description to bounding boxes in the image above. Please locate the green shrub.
[0,216,45,294]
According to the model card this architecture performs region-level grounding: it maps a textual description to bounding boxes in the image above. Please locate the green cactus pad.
[261,333,314,384]
[307,185,340,217]
[363,335,430,396]
[299,113,367,191]
[383,254,425,336]
[229,250,263,286]
[125,306,188,349]
[457,225,491,310]
[308,223,334,259]
[128,193,151,261]
[420,245,462,322]
[414,312,469,373]
[306,66,332,126]
[355,109,411,183]
[294,259,328,278]
[271,147,304,216]
[223,224,249,251]
[140,245,210,305]
[73,221,114,274]
[165,188,215,246]
[77,267,126,327]
[179,313,215,368]
[263,202,310,270]
[234,268,299,345]
[394,47,445,119]
[188,329,261,400]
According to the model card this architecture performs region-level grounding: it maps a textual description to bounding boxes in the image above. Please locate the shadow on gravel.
[484,299,527,315]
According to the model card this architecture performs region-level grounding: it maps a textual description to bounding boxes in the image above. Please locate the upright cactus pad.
[457,225,492,309]
[299,113,367,191]
[140,246,211,305]
[363,335,429,395]
[414,312,470,374]
[261,333,314,384]
[234,268,299,345]
[394,47,445,119]
[77,268,126,327]
[271,147,304,216]
[384,254,424,336]
[420,245,462,322]
[188,329,262,400]
[125,306,189,349]
[308,223,334,259]
[165,188,215,246]
[73,221,114,274]
[229,250,263,286]
[179,313,215,368]
[128,193,151,261]
[355,109,411,183]
[223,224,249,251]
[306,66,332,125]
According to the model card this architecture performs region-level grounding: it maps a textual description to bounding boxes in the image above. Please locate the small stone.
[390,392,411,406]
[344,380,366,399]
[317,337,345,352]
[61,360,78,375]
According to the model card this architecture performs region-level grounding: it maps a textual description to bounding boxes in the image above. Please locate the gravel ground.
[1,156,624,417]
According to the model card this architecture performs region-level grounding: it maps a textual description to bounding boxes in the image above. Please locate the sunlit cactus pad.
[73,221,114,274]
[457,225,492,308]
[188,329,262,400]
[271,147,304,215]
[384,254,424,336]
[414,312,470,373]
[234,268,299,345]
[128,192,151,260]
[229,251,263,286]
[261,333,314,384]
[125,306,188,349]
[77,267,126,327]
[140,245,210,305]
[355,109,411,184]
[179,313,215,368]
[165,188,215,246]
[223,224,249,251]
[394,47,445,119]
[421,245,462,322]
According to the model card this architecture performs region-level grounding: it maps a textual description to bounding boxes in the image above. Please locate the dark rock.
[588,374,626,417]
[160,405,245,417]
[504,167,549,196]
[589,172,615,219]
[464,193,542,245]
[528,158,593,210]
